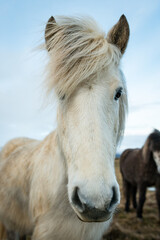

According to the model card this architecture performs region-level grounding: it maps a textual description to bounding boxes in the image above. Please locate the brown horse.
[120,129,160,219]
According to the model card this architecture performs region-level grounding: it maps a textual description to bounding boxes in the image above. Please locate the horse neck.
[42,130,67,188]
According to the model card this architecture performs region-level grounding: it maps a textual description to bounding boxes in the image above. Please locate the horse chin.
[75,212,112,223]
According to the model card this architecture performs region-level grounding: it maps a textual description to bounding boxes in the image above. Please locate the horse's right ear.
[45,16,56,52]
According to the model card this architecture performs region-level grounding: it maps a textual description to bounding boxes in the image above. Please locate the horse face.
[46,15,129,222]
[153,151,160,173]
[149,130,160,174]
[57,66,127,222]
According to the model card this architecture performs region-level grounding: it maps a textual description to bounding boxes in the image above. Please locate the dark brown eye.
[114,88,123,101]
[60,95,65,100]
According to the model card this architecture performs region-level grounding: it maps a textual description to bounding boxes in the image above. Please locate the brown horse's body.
[120,130,160,219]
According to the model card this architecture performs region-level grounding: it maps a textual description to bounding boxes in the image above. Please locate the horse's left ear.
[45,16,56,51]
[107,14,130,55]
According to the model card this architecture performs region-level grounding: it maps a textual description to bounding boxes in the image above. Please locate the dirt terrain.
[103,159,160,240]
[0,159,159,240]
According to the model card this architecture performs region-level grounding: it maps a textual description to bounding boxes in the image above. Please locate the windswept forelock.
[45,16,122,100]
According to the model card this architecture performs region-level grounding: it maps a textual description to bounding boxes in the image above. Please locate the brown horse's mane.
[142,129,160,163]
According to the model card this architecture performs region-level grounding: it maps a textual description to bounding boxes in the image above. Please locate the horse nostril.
[71,187,85,212]
[108,187,118,210]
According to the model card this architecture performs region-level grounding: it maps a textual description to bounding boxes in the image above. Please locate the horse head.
[150,130,160,173]
[44,15,129,222]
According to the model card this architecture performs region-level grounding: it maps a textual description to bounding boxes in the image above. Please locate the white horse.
[0,15,129,240]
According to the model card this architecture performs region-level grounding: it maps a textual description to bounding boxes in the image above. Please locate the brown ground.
[103,159,160,240]
[0,159,160,240]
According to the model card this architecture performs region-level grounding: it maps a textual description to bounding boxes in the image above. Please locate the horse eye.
[60,95,65,100]
[114,88,123,101]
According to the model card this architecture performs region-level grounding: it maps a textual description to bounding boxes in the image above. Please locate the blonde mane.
[118,71,128,144]
[45,16,122,100]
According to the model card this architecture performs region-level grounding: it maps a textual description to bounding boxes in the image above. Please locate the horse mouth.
[76,212,112,223]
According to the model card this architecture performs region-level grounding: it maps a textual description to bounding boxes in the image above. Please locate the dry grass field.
[0,159,160,240]
[103,159,160,240]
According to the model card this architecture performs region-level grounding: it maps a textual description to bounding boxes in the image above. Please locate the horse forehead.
[103,66,123,88]
[85,68,123,93]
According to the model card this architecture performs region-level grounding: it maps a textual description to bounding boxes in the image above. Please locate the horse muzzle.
[71,186,119,222]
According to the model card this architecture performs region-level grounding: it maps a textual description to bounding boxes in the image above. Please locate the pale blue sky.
[0,0,160,151]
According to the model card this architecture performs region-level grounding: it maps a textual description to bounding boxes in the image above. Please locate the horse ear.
[45,16,56,51]
[107,14,130,55]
